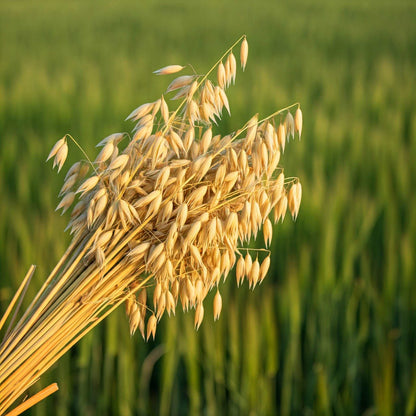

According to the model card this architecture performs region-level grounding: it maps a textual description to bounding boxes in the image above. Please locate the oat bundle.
[0,36,302,415]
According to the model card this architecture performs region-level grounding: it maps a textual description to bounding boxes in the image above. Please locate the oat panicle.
[0,35,303,415]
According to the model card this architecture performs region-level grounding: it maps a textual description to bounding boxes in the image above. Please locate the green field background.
[1,0,416,415]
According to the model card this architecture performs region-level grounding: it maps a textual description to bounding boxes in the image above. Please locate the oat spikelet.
[213,290,222,321]
[240,37,248,71]
[194,302,204,330]
[295,107,303,139]
[153,65,185,75]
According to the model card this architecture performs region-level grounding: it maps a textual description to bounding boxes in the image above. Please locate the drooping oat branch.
[0,36,302,415]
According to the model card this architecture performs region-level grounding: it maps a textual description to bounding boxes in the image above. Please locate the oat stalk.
[0,36,303,415]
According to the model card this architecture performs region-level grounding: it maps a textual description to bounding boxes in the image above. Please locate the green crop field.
[1,0,415,414]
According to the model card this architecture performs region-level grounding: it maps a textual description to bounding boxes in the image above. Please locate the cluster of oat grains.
[48,36,302,340]
[0,36,302,415]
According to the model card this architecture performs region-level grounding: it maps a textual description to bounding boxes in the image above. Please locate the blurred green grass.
[1,0,415,414]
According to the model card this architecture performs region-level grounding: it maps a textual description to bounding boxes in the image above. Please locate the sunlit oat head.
[0,35,302,416]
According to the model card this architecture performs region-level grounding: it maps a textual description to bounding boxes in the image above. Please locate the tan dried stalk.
[0,35,302,415]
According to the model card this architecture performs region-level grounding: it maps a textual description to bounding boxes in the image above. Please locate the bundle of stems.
[0,35,302,415]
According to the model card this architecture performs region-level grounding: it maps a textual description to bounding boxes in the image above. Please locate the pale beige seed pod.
[225,212,239,236]
[277,123,286,152]
[186,279,196,305]
[259,191,271,220]
[271,173,285,206]
[187,100,200,125]
[295,181,302,211]
[164,258,174,280]
[95,230,113,249]
[221,251,231,277]
[212,267,221,285]
[267,148,281,178]
[183,127,195,153]
[76,175,100,196]
[96,132,124,148]
[236,256,245,286]
[166,223,178,255]
[217,62,226,88]
[95,141,114,164]
[146,314,157,341]
[201,128,212,154]
[153,64,184,75]
[156,292,166,320]
[260,142,269,171]
[244,253,253,277]
[259,256,271,283]
[129,304,142,336]
[125,102,154,121]
[128,242,151,260]
[288,182,302,220]
[250,258,260,289]
[135,190,161,209]
[151,252,166,274]
[218,88,230,115]
[227,147,238,170]
[285,111,295,140]
[174,86,194,101]
[288,184,297,219]
[159,200,173,224]
[167,75,195,93]
[176,203,189,229]
[194,302,204,330]
[47,137,66,162]
[92,193,108,223]
[187,80,198,102]
[180,281,190,311]
[184,221,202,246]
[153,282,162,309]
[70,200,86,219]
[263,218,273,247]
[245,121,258,148]
[171,85,192,101]
[206,218,217,244]
[195,156,213,181]
[190,244,203,267]
[213,290,222,321]
[200,102,215,123]
[147,243,165,268]
[170,130,185,153]
[228,52,237,85]
[56,192,75,214]
[274,193,288,223]
[59,173,77,196]
[166,291,176,316]
[64,161,81,181]
[295,107,303,139]
[108,154,129,171]
[264,123,275,151]
[155,166,170,190]
[171,280,180,302]
[195,280,204,302]
[240,37,248,71]
[152,98,161,117]
[53,141,69,173]
[187,186,208,208]
[160,95,169,123]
